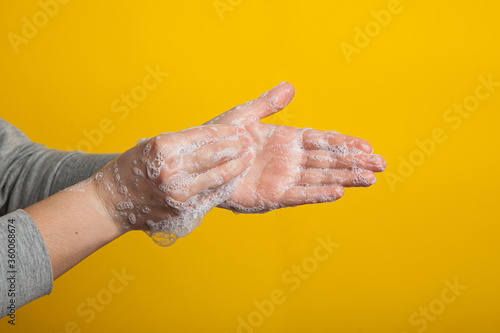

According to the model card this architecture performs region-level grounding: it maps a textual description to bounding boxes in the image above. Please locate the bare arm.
[25,124,253,279]
[1,83,386,317]
[24,183,124,279]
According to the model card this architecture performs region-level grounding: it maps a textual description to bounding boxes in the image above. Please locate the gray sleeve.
[0,118,120,316]
[0,209,53,320]
[0,118,120,215]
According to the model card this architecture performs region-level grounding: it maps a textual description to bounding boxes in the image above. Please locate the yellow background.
[1,0,499,332]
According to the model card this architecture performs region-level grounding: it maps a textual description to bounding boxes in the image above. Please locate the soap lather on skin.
[90,124,255,247]
[76,82,387,246]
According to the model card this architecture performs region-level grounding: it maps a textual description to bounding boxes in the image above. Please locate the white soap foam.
[92,126,254,247]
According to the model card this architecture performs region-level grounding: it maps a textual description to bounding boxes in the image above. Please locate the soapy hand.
[205,82,387,213]
[90,125,254,246]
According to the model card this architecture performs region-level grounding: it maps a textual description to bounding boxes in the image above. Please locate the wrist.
[87,175,130,237]
[25,177,126,279]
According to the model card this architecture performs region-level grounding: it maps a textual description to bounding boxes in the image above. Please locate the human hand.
[205,82,387,213]
[90,125,254,246]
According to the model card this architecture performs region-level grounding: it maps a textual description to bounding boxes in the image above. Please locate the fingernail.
[239,136,251,147]
[243,150,254,159]
[237,126,246,135]
[245,135,253,146]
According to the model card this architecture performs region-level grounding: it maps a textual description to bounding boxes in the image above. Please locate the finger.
[188,150,254,196]
[302,129,373,154]
[244,82,296,121]
[184,135,252,174]
[297,169,376,187]
[282,186,344,206]
[304,151,387,172]
[172,125,245,147]
[204,82,296,125]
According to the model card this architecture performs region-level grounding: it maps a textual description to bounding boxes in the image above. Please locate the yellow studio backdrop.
[1,0,499,332]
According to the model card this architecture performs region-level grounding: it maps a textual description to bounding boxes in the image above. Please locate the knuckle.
[222,171,233,183]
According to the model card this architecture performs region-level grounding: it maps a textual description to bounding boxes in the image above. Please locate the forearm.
[24,178,125,280]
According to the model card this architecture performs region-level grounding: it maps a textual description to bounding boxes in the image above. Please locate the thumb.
[204,82,296,126]
[246,82,296,121]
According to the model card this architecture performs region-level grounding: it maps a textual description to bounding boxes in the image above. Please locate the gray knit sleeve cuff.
[49,151,121,196]
[0,209,53,319]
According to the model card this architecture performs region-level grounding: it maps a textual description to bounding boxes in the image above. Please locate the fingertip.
[380,157,387,171]
[243,149,255,161]
[238,135,252,149]
[269,84,294,105]
[368,154,387,172]
[320,186,344,204]
[357,171,376,187]
[361,142,373,154]
[277,81,295,93]
[276,81,296,104]
[367,172,377,186]
[236,126,246,135]
[335,186,345,198]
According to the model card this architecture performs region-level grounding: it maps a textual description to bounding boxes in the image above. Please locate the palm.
[226,122,305,212]
[205,83,386,213]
